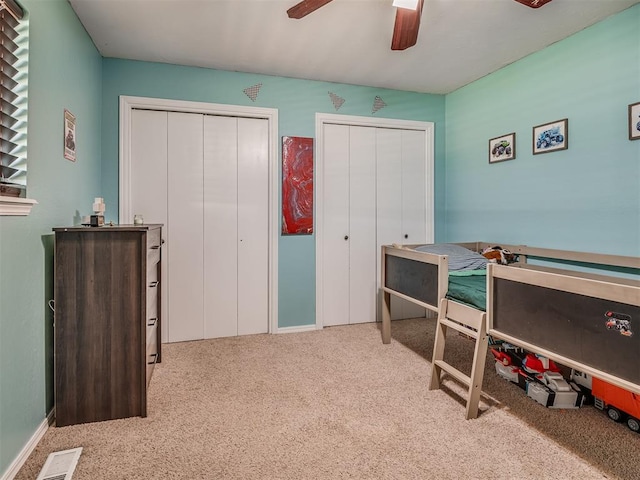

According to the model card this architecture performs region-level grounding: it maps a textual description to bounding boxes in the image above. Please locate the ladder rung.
[434,360,471,387]
[439,318,479,339]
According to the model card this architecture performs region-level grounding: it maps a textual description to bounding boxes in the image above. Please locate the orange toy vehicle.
[572,371,640,433]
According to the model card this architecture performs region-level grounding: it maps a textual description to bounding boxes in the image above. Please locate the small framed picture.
[63,109,76,162]
[488,132,516,163]
[533,118,568,154]
[629,102,640,140]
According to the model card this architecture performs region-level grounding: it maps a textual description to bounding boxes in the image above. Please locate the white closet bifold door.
[203,115,238,338]
[399,129,428,319]
[131,110,168,226]
[203,116,269,338]
[131,109,169,343]
[317,116,432,329]
[348,126,377,324]
[401,129,427,243]
[167,112,205,342]
[375,128,403,244]
[375,128,403,321]
[322,124,350,327]
[237,117,269,335]
[376,128,426,321]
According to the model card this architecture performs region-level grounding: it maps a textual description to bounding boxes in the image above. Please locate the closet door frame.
[119,95,279,337]
[315,113,435,330]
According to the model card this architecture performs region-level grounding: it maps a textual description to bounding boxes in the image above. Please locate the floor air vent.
[36,447,83,480]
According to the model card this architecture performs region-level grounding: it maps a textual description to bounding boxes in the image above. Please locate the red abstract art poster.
[282,136,313,235]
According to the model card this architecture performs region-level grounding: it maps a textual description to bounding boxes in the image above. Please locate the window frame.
[0,0,34,215]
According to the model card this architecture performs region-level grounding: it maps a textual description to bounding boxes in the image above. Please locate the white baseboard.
[1,409,53,480]
[275,324,319,334]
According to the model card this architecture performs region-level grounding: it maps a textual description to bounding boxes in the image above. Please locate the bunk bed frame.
[381,242,640,418]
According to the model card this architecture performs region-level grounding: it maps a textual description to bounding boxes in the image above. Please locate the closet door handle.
[404,234,408,239]
[344,235,349,240]
[150,245,160,250]
[149,281,159,288]
[148,318,157,327]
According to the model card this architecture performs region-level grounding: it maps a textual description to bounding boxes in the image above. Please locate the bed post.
[381,245,391,344]
[382,290,391,344]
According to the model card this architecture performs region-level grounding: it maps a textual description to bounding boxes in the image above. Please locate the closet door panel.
[167,112,204,342]
[131,110,169,343]
[131,110,168,225]
[375,128,402,247]
[203,115,239,338]
[348,126,377,324]
[322,124,350,327]
[237,117,269,335]
[375,128,404,320]
[400,129,428,319]
[401,130,427,243]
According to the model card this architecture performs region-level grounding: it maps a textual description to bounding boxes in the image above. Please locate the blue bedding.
[414,243,489,272]
[411,243,489,310]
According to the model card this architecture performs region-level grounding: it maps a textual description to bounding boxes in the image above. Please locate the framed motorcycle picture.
[533,118,568,155]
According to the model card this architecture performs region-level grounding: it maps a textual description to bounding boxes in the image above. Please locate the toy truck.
[571,370,640,433]
[524,371,585,409]
[491,347,584,408]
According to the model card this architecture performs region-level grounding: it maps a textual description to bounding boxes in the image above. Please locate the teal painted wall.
[0,0,102,476]
[100,61,446,328]
[445,4,640,256]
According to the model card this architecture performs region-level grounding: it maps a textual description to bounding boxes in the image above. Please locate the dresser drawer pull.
[148,353,158,365]
[148,317,157,327]
[149,281,159,288]
[150,245,161,250]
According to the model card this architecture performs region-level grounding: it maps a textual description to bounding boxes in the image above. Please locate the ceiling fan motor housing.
[514,0,553,8]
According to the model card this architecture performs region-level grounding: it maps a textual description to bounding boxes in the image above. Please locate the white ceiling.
[68,0,639,94]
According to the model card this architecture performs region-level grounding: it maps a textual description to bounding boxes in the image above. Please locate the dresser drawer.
[147,245,160,268]
[146,294,158,328]
[147,262,158,283]
[147,312,158,332]
[146,265,159,314]
[146,271,158,314]
[146,321,158,386]
[147,228,161,265]
[146,227,161,250]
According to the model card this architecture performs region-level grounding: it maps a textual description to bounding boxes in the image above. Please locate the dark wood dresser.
[53,224,162,426]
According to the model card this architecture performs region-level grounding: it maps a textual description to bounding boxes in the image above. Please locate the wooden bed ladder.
[428,298,489,419]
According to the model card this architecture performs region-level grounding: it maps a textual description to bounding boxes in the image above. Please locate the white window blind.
[0,0,27,198]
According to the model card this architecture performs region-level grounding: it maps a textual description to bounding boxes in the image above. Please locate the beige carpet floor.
[15,319,640,480]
